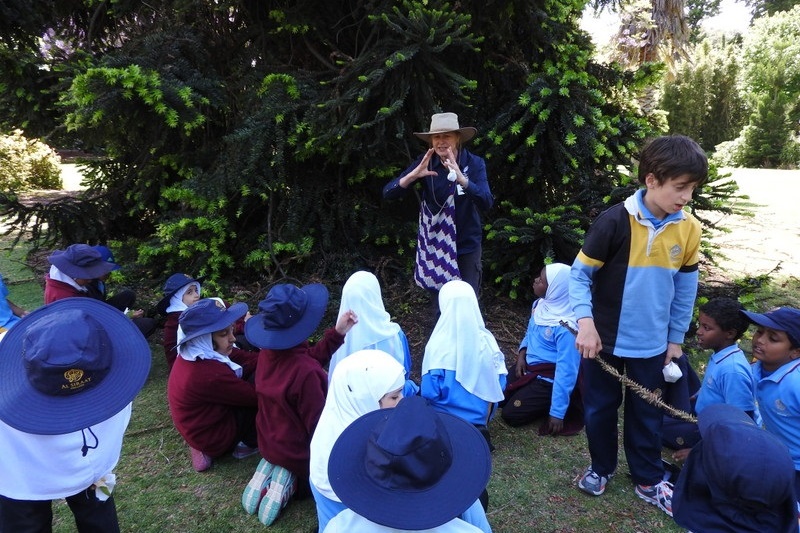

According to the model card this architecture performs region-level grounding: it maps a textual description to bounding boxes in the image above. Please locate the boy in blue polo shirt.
[570,135,708,518]
[741,307,800,513]
[662,297,755,460]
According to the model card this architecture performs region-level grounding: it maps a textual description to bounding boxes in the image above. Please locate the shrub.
[0,130,62,191]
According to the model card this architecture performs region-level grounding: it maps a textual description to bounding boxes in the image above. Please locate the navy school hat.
[244,283,328,350]
[92,245,121,271]
[156,273,205,315]
[0,298,151,435]
[327,395,491,530]
[741,307,800,347]
[672,403,798,533]
[177,298,248,347]
[48,244,115,280]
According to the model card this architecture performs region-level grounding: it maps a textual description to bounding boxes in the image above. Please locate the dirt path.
[705,168,800,279]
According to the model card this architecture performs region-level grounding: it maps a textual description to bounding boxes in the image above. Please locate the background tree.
[715,5,800,167]
[660,34,747,151]
[0,0,734,300]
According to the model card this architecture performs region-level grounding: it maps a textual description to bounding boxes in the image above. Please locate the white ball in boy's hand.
[662,361,683,383]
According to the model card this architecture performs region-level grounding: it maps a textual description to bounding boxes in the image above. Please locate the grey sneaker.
[635,480,674,517]
[578,467,613,496]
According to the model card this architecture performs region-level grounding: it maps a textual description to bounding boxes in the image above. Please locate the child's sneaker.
[577,467,613,496]
[232,441,259,459]
[189,447,212,472]
[635,480,674,517]
[242,458,275,514]
[257,466,296,526]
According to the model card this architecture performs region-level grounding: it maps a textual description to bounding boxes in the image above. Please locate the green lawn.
[3,230,797,532]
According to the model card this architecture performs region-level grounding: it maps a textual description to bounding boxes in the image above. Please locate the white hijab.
[328,271,404,382]
[422,280,507,402]
[49,265,87,292]
[165,282,201,313]
[310,349,405,501]
[533,263,577,330]
[176,298,242,377]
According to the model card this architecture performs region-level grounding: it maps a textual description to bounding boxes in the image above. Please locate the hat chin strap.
[81,426,99,456]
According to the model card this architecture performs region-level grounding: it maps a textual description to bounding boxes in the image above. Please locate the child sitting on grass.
[501,263,583,436]
[422,279,507,446]
[156,273,203,371]
[672,403,798,532]
[241,283,357,527]
[167,298,259,473]
[662,297,755,461]
[44,243,115,303]
[309,349,406,531]
[329,271,418,397]
[741,306,800,513]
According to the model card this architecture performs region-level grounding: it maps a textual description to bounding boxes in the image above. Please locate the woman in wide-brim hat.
[383,112,493,305]
[167,298,260,472]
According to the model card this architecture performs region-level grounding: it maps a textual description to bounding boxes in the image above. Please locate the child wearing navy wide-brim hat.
[240,283,357,527]
[44,243,116,303]
[324,395,492,532]
[167,298,259,473]
[0,298,151,532]
[157,272,204,370]
[673,403,798,533]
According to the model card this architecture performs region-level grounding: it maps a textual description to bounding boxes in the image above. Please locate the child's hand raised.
[335,309,358,336]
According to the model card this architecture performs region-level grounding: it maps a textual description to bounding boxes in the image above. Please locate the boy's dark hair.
[637,135,708,185]
[699,297,750,341]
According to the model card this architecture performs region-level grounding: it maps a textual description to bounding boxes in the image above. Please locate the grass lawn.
[2,229,798,532]
[54,341,687,533]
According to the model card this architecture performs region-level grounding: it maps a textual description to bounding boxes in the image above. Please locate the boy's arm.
[307,311,356,365]
[307,328,345,365]
[666,222,701,363]
[570,256,603,358]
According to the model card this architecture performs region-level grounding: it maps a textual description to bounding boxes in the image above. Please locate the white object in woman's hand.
[447,169,457,182]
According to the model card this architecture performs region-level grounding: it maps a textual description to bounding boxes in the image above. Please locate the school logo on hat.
[0,299,151,435]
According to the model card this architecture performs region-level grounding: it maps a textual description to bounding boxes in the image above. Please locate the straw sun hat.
[413,112,477,143]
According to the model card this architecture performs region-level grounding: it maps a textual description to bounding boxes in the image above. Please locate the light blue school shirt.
[518,321,580,420]
[753,359,800,470]
[694,344,755,414]
[0,275,20,330]
[421,370,507,427]
[314,483,491,533]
